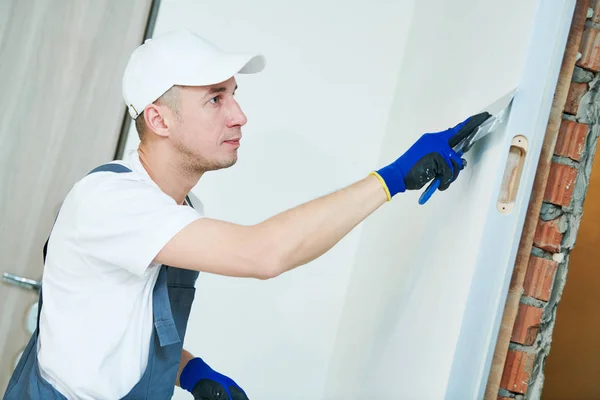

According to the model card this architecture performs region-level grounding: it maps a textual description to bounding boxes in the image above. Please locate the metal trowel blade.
[457,87,518,153]
[480,87,518,116]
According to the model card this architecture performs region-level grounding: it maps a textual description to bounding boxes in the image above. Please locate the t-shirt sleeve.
[75,176,202,276]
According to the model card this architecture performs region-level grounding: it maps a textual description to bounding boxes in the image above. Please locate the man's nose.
[227,98,248,128]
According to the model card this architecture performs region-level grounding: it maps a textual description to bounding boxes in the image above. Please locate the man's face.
[170,77,247,173]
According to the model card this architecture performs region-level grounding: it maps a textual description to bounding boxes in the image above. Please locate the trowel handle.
[418,178,441,205]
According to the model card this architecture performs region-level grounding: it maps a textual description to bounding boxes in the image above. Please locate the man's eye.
[209,96,220,104]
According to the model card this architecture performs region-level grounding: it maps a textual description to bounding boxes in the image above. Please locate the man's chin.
[206,156,238,172]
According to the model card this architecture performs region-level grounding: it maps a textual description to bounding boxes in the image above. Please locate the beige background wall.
[0,0,152,393]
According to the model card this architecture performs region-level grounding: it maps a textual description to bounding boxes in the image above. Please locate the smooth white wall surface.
[121,1,539,398]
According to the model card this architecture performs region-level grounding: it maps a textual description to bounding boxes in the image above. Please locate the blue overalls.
[3,163,199,399]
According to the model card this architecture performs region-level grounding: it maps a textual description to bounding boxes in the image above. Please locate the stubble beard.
[176,141,237,176]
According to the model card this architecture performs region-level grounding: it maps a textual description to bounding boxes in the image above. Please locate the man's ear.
[144,104,172,138]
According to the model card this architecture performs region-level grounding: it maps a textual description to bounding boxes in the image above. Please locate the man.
[3,30,488,400]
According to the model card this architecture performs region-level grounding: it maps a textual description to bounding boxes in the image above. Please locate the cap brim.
[237,53,266,74]
[176,53,266,87]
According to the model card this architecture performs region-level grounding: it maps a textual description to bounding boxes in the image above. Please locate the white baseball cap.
[122,29,266,119]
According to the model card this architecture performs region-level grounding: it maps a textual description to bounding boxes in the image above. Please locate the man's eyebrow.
[207,85,238,95]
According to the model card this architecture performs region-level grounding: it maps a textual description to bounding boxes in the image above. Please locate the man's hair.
[134,85,182,140]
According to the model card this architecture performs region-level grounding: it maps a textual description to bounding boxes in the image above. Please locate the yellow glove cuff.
[369,171,392,202]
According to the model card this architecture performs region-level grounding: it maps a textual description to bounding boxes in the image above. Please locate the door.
[0,0,152,393]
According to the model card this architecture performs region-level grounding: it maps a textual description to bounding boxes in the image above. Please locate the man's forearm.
[176,349,195,387]
[257,174,388,276]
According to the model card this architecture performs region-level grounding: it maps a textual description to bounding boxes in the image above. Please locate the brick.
[500,350,535,394]
[523,256,558,301]
[533,219,563,253]
[555,120,588,161]
[564,82,588,114]
[577,26,600,71]
[511,304,544,345]
[544,163,578,206]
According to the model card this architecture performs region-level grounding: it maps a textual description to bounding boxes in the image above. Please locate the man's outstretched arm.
[156,113,489,279]
[156,173,387,280]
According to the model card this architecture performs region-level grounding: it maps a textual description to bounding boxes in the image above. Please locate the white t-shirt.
[37,150,203,400]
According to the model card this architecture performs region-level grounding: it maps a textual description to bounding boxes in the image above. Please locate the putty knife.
[418,88,518,205]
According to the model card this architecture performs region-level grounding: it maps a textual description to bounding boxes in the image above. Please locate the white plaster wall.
[121,0,540,398]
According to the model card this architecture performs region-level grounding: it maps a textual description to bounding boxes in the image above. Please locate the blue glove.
[370,112,490,200]
[180,357,248,400]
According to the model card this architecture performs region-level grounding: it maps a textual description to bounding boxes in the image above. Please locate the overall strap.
[87,163,133,175]
[152,266,181,347]
[152,193,195,346]
[37,163,133,329]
